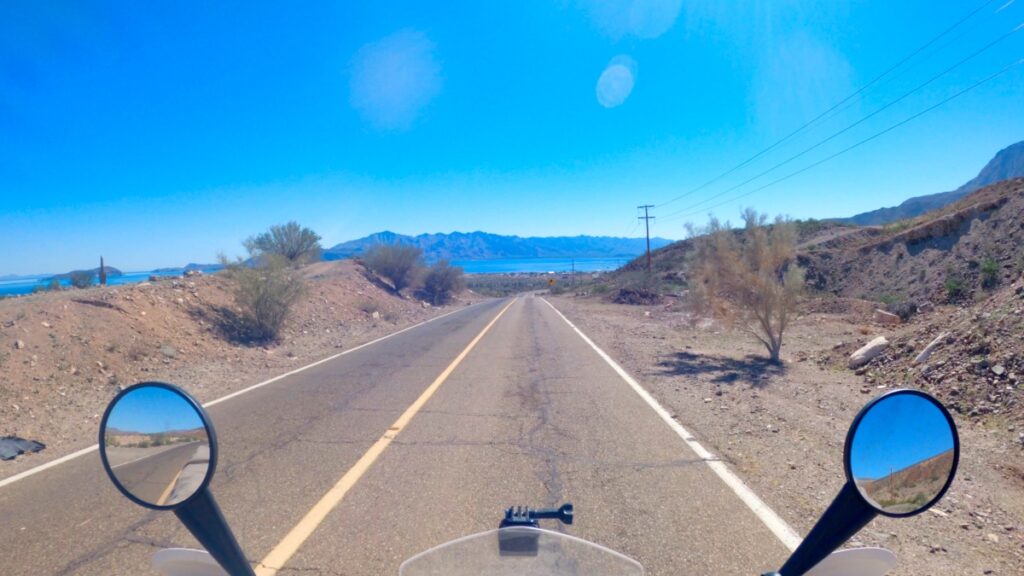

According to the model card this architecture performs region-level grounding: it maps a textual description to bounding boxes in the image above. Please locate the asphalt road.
[0,296,792,575]
[107,441,204,506]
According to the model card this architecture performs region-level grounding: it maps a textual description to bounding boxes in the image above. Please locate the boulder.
[873,309,901,325]
[849,336,889,369]
[914,332,949,365]
[918,301,935,313]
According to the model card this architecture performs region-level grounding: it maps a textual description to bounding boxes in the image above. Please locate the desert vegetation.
[419,260,465,305]
[687,209,805,363]
[362,244,424,293]
[244,221,322,266]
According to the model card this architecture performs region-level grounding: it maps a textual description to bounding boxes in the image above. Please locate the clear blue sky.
[3,1,1023,275]
[107,385,205,435]
[850,393,955,481]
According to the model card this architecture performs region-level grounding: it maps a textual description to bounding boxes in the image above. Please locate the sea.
[0,257,631,298]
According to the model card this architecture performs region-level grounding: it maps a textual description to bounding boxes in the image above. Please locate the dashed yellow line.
[254,298,517,576]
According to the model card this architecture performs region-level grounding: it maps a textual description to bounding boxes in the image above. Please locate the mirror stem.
[767,481,877,576]
[174,488,255,576]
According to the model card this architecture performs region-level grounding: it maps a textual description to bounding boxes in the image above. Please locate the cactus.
[99,256,107,286]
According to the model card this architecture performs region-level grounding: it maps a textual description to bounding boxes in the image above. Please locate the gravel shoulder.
[549,295,1024,576]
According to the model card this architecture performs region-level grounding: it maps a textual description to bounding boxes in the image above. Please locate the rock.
[14,340,25,350]
[918,301,935,313]
[371,311,381,320]
[873,309,901,325]
[985,533,999,544]
[160,345,177,359]
[849,336,889,369]
[992,365,1006,377]
[40,321,51,328]
[421,301,431,309]
[914,332,949,364]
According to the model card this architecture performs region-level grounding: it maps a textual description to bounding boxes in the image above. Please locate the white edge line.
[0,301,489,491]
[540,297,803,552]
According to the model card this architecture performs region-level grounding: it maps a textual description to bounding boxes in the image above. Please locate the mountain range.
[839,140,1024,225]
[323,231,672,262]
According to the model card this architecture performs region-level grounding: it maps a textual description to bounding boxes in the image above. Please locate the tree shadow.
[189,305,271,346]
[655,351,785,388]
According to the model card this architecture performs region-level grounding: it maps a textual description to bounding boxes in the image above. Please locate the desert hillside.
[0,260,473,470]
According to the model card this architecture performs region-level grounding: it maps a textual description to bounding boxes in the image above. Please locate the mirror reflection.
[102,385,211,507]
[849,392,956,515]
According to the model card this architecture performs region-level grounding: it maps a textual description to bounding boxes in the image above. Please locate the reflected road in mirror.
[849,392,955,515]
[103,385,210,506]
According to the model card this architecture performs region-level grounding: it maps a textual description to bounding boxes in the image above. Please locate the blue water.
[1,257,631,297]
[0,270,189,297]
[452,257,631,274]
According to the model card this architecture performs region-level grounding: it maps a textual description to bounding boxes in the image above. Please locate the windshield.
[399,528,643,576]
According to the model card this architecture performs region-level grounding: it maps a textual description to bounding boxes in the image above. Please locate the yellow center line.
[254,298,518,576]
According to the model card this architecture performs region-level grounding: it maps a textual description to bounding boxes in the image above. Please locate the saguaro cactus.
[99,256,107,286]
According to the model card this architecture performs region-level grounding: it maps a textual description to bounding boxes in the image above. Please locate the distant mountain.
[840,140,1024,225]
[49,266,123,280]
[324,231,673,262]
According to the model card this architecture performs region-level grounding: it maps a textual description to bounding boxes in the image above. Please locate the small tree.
[363,244,423,293]
[244,221,322,265]
[47,278,62,291]
[980,257,999,289]
[688,209,805,363]
[420,260,465,305]
[220,255,306,343]
[69,270,95,289]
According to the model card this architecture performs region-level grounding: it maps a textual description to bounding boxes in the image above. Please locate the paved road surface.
[108,441,204,505]
[0,296,793,575]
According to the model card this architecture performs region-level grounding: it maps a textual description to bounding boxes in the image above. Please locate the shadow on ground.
[655,350,784,387]
[189,306,271,346]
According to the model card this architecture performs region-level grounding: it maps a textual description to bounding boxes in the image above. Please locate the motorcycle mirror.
[99,382,215,509]
[99,382,255,576]
[845,389,959,517]
[765,389,959,576]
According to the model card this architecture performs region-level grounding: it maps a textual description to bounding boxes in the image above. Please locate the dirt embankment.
[549,294,1024,576]
[0,260,478,475]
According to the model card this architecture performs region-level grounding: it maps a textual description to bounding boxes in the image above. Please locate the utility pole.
[638,205,655,275]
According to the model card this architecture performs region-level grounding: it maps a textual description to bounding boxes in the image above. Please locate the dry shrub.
[419,260,465,305]
[688,209,805,363]
[220,255,305,343]
[363,244,424,293]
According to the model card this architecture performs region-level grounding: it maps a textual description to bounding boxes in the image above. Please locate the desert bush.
[244,221,322,265]
[886,299,919,321]
[688,209,805,363]
[220,255,306,343]
[944,276,965,302]
[363,244,423,293]
[47,278,62,291]
[419,260,465,305]
[69,270,94,289]
[31,285,46,294]
[980,257,999,289]
[357,300,379,314]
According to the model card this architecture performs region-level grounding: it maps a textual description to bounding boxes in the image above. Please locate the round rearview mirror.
[845,389,958,517]
[99,382,216,510]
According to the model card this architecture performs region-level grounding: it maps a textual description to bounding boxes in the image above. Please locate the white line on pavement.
[540,297,803,552]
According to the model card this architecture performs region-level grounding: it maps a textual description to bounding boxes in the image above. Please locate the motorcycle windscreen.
[399,528,643,576]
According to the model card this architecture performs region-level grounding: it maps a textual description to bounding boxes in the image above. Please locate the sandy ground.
[549,295,1024,576]
[0,260,479,477]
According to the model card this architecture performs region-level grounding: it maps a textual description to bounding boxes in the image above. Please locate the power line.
[658,20,1024,220]
[659,57,1024,224]
[655,0,1004,210]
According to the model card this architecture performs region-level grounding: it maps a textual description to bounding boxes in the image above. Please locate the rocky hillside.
[801,178,1024,304]
[840,140,1024,225]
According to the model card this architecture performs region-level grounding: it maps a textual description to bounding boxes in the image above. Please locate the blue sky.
[107,385,205,435]
[3,1,1023,275]
[850,393,954,481]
